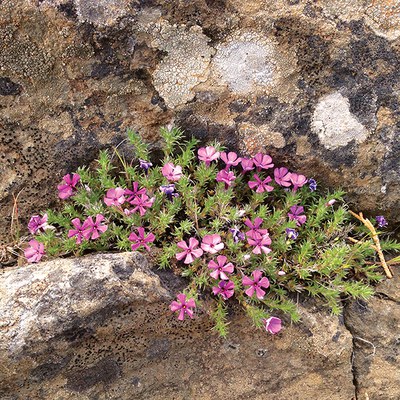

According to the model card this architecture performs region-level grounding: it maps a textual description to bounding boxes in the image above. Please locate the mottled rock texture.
[0,252,356,399]
[1,0,400,243]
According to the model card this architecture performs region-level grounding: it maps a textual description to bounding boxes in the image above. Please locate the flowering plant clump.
[26,127,400,337]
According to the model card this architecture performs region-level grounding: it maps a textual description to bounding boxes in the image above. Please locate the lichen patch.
[311,92,368,150]
[149,22,214,109]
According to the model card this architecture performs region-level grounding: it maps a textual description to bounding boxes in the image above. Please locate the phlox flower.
[220,151,241,170]
[162,162,183,182]
[216,169,236,189]
[241,158,255,172]
[198,146,220,166]
[201,234,224,254]
[253,153,274,171]
[68,217,91,244]
[248,174,274,193]
[288,205,307,226]
[289,173,307,192]
[247,233,272,255]
[125,182,146,203]
[325,199,337,207]
[104,188,126,207]
[170,293,196,321]
[57,173,80,199]
[28,213,48,234]
[83,214,108,240]
[274,167,292,187]
[176,237,203,264]
[242,270,270,300]
[208,255,234,280]
[212,280,235,300]
[263,316,282,334]
[229,227,245,243]
[130,193,155,216]
[129,227,155,251]
[244,217,268,239]
[308,178,317,192]
[24,239,45,263]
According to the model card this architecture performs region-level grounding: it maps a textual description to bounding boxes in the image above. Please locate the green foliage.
[29,127,400,337]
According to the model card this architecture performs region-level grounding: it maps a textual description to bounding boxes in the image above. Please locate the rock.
[0,252,355,399]
[344,271,400,400]
[1,0,400,243]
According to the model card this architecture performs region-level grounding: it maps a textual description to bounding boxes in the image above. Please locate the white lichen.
[311,92,368,150]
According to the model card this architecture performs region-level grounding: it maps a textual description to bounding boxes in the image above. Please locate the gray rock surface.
[0,252,356,399]
[1,0,399,242]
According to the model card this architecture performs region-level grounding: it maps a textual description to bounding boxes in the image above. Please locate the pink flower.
[57,173,80,199]
[83,214,108,240]
[28,213,48,234]
[176,237,203,264]
[129,227,155,251]
[170,293,196,321]
[248,174,274,193]
[24,239,45,263]
[208,255,234,280]
[162,163,183,182]
[198,146,220,166]
[125,182,146,203]
[216,169,236,189]
[247,234,272,255]
[289,173,307,192]
[130,194,155,216]
[242,270,270,299]
[244,217,268,239]
[212,280,235,300]
[68,218,91,244]
[288,205,307,226]
[253,153,274,171]
[104,188,126,207]
[220,151,241,170]
[201,234,224,254]
[326,199,337,207]
[263,316,282,334]
[274,167,292,187]
[241,158,255,172]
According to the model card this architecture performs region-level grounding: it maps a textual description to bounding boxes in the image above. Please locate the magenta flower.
[274,167,292,187]
[201,234,224,254]
[241,158,255,172]
[208,255,234,280]
[68,217,90,244]
[263,316,282,334]
[248,174,274,193]
[253,153,274,171]
[288,205,307,226]
[130,193,155,216]
[129,227,155,251]
[24,239,45,263]
[212,280,235,300]
[83,214,108,240]
[244,217,268,239]
[242,270,270,299]
[198,146,220,166]
[176,237,203,264]
[28,213,48,234]
[247,234,272,255]
[216,169,236,189]
[289,173,307,192]
[57,173,80,199]
[104,188,126,207]
[170,293,196,321]
[162,162,183,182]
[220,151,241,170]
[125,182,146,203]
